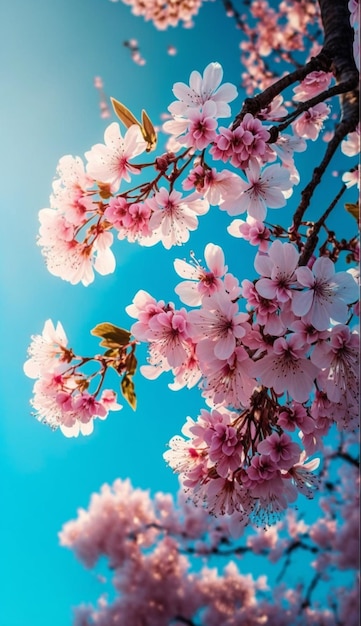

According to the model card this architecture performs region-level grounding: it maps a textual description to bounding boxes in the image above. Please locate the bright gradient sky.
[1,0,356,624]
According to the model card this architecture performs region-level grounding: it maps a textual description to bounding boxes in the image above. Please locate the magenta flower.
[257,433,301,470]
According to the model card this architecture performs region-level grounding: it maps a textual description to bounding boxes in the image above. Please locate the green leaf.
[91,323,131,348]
[121,375,137,410]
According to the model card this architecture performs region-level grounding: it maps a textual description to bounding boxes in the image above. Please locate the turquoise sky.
[1,0,357,624]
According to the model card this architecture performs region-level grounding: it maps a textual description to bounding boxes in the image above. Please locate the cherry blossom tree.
[24,0,359,623]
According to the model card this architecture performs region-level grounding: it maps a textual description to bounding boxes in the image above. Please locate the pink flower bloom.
[126,290,166,341]
[252,334,319,403]
[255,240,299,303]
[173,243,227,306]
[278,402,316,434]
[188,291,249,359]
[227,217,271,252]
[285,451,320,498]
[311,325,359,429]
[24,319,69,378]
[341,123,360,157]
[105,198,152,243]
[198,477,249,516]
[247,454,279,483]
[168,343,202,390]
[292,71,333,101]
[168,62,238,119]
[292,103,331,141]
[210,115,270,169]
[145,307,192,368]
[289,319,329,345]
[203,414,243,478]
[38,211,116,286]
[145,188,209,249]
[272,132,307,165]
[257,433,301,470]
[342,165,360,189]
[197,343,256,409]
[85,123,147,191]
[258,95,288,121]
[50,155,96,226]
[38,208,75,246]
[205,170,249,214]
[241,279,286,336]
[177,101,218,150]
[292,256,359,330]
[99,389,122,412]
[72,392,108,422]
[226,161,292,220]
[163,435,207,476]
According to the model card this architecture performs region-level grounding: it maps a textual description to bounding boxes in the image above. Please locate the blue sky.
[1,0,358,624]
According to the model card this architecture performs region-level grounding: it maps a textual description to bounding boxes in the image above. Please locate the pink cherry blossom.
[311,324,359,430]
[227,217,271,252]
[292,71,333,101]
[50,155,96,226]
[341,123,360,156]
[194,170,248,215]
[257,432,301,470]
[210,114,270,170]
[278,402,316,434]
[85,122,147,191]
[145,187,209,249]
[188,290,249,359]
[196,342,256,409]
[241,278,286,336]
[168,61,238,118]
[342,165,360,188]
[252,334,319,403]
[292,103,331,141]
[224,161,292,220]
[105,197,153,243]
[24,319,70,378]
[142,307,192,369]
[173,243,227,306]
[292,256,359,330]
[254,240,300,302]
[176,100,219,150]
[285,452,320,498]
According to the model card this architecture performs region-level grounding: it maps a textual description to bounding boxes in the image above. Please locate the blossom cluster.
[23,319,123,437]
[113,0,205,29]
[29,59,360,523]
[125,239,359,524]
[59,452,360,625]
[37,61,342,287]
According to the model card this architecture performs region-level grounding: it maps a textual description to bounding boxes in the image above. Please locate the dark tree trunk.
[318,0,359,124]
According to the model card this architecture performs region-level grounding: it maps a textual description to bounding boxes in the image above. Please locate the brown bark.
[292,0,359,243]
